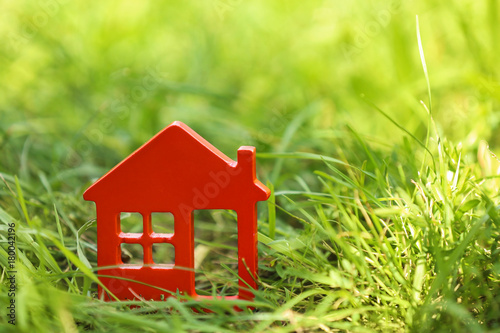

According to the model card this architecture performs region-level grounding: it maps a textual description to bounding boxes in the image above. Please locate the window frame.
[118,211,176,266]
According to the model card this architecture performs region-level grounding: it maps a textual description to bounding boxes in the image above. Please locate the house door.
[193,209,238,296]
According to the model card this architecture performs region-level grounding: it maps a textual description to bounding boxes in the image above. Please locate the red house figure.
[83,121,270,302]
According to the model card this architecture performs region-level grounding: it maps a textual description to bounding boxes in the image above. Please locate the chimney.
[237,146,256,181]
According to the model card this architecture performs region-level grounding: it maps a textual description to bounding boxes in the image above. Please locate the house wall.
[96,204,197,299]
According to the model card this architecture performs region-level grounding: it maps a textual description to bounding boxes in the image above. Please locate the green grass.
[1,0,500,332]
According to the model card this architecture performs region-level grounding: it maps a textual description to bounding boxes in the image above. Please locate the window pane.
[120,212,143,233]
[194,209,238,296]
[121,243,143,265]
[152,243,175,265]
[152,212,174,234]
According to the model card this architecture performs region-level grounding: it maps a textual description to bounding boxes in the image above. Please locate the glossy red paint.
[84,121,270,302]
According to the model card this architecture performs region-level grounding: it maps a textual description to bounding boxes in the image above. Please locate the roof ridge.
[83,121,234,200]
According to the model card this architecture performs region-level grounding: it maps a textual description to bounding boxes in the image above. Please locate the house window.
[152,212,175,234]
[152,243,175,265]
[120,212,143,233]
[121,243,143,265]
[193,209,238,296]
[119,212,175,266]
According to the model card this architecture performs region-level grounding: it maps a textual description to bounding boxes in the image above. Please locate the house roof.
[83,121,269,210]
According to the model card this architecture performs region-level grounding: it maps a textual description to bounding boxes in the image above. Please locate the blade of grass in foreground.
[362,97,436,172]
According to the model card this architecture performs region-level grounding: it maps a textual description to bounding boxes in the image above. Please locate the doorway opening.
[193,209,238,296]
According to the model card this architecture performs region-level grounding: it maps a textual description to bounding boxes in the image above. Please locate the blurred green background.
[1,0,499,185]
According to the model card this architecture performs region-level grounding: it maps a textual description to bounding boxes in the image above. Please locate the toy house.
[83,121,270,301]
